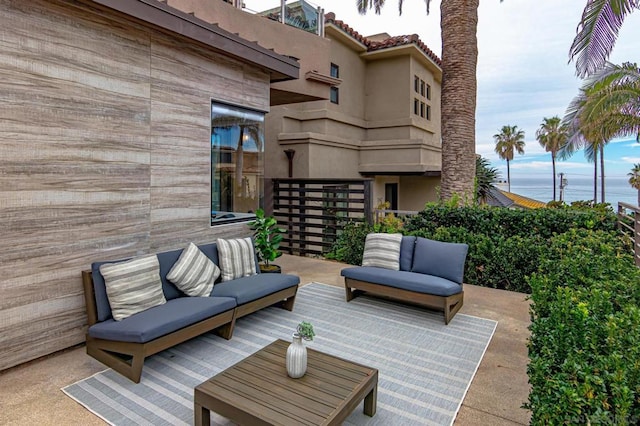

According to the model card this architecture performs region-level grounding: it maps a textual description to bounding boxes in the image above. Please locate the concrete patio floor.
[0,254,531,425]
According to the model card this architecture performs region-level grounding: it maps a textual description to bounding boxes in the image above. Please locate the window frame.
[210,99,266,226]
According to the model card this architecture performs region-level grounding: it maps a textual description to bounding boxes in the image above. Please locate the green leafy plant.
[248,208,284,269]
[296,321,315,341]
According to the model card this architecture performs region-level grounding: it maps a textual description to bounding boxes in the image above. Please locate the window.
[330,63,339,104]
[413,75,432,120]
[330,63,339,78]
[330,86,339,104]
[211,102,264,225]
[385,183,398,210]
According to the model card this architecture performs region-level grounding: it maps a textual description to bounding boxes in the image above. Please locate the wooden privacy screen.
[271,178,372,256]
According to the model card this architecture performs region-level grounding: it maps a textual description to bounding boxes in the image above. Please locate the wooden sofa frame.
[344,277,464,325]
[82,270,297,383]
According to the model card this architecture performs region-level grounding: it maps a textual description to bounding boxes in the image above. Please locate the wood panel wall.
[0,0,270,371]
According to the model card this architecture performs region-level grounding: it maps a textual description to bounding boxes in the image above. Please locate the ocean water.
[508,175,639,208]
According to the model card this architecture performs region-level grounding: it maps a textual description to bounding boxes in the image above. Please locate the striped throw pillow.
[362,233,403,270]
[99,255,166,321]
[167,242,220,297]
[217,237,257,282]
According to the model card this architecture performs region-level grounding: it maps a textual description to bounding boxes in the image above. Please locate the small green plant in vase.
[287,321,315,378]
[296,321,315,341]
[248,208,285,273]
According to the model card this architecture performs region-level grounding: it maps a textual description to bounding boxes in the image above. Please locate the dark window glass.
[420,102,426,118]
[420,80,425,96]
[211,102,264,225]
[414,98,420,115]
[330,63,339,78]
[426,84,431,100]
[426,105,431,120]
[414,76,419,93]
[385,183,398,210]
[330,86,339,104]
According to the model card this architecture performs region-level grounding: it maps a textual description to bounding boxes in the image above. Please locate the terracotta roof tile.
[325,12,441,66]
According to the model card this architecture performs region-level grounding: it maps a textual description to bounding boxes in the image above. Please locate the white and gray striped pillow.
[217,237,257,282]
[167,242,220,297]
[362,233,403,270]
[99,255,167,321]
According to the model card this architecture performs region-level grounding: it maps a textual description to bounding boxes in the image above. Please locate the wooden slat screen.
[272,179,372,256]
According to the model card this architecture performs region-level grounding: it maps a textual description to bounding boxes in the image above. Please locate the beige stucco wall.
[0,0,272,371]
[364,56,411,122]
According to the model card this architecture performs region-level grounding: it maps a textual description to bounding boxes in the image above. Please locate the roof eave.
[90,0,300,82]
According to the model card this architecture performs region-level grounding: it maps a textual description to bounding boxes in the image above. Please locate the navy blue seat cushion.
[87,296,236,343]
[341,266,462,297]
[399,236,416,271]
[210,273,299,305]
[411,237,468,284]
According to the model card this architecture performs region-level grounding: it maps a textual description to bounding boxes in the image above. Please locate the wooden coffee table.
[194,339,378,425]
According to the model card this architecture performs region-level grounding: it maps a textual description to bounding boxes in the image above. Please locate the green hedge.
[526,229,640,424]
[327,205,620,293]
[404,204,617,238]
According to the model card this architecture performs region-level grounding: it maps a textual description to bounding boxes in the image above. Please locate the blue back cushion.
[156,249,186,300]
[411,237,469,284]
[399,236,416,271]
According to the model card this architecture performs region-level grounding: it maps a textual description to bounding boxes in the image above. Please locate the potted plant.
[248,208,285,273]
[286,321,315,378]
[296,321,315,341]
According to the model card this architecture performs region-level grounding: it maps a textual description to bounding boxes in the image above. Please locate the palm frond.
[570,0,640,78]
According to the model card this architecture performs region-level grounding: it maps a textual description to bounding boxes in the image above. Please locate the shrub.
[525,229,640,424]
[329,206,621,294]
[325,220,372,265]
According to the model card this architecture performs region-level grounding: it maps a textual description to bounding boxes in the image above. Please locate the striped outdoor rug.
[63,282,497,426]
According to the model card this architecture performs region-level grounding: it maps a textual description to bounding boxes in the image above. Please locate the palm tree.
[535,116,568,201]
[628,163,640,206]
[493,125,525,192]
[570,0,640,77]
[357,0,487,203]
[475,155,499,204]
[562,63,640,204]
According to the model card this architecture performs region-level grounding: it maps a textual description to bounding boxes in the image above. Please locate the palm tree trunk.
[593,148,598,204]
[637,189,640,206]
[551,153,557,201]
[600,144,605,204]
[507,159,511,192]
[439,0,479,203]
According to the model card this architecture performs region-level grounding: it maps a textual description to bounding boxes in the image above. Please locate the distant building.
[487,189,547,209]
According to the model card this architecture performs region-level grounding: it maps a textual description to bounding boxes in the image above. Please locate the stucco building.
[263,11,443,211]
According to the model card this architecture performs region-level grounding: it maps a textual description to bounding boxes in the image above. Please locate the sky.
[243,0,640,182]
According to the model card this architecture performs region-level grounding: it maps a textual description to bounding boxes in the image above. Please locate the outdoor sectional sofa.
[341,235,468,324]
[82,240,299,383]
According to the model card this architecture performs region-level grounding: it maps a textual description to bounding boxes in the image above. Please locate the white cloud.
[621,157,640,164]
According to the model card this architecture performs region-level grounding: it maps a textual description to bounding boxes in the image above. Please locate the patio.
[0,254,531,425]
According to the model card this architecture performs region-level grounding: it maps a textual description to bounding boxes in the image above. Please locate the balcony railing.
[238,0,325,36]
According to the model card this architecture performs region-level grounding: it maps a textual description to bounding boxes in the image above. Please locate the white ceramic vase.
[286,333,307,378]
